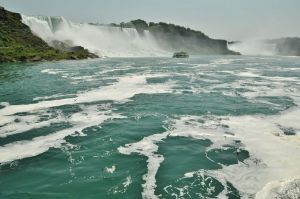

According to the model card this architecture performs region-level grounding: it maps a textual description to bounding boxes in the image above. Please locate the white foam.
[123,176,132,188]
[0,74,173,164]
[167,169,230,199]
[41,69,66,75]
[0,114,64,138]
[177,110,300,197]
[0,102,10,108]
[0,114,14,126]
[201,67,300,106]
[236,71,262,78]
[0,75,174,116]
[68,75,97,82]
[33,93,76,101]
[118,116,236,199]
[211,58,235,65]
[272,108,300,133]
[0,105,124,164]
[263,75,300,82]
[255,178,300,199]
[118,132,168,199]
[119,107,300,198]
[109,176,133,194]
[105,165,116,174]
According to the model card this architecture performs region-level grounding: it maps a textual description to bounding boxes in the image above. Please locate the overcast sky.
[1,0,300,41]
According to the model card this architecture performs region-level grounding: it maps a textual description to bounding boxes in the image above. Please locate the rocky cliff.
[117,19,240,55]
[0,7,98,63]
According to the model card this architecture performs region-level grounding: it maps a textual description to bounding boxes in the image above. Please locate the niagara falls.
[0,1,300,199]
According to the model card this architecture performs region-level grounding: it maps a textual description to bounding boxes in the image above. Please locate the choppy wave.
[0,74,174,164]
[119,109,300,198]
[1,56,300,198]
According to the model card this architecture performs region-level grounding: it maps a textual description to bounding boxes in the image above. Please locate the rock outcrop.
[0,7,98,63]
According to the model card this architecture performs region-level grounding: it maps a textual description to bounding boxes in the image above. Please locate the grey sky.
[1,0,300,40]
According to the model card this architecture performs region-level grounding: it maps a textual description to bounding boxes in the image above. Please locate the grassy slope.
[0,7,97,63]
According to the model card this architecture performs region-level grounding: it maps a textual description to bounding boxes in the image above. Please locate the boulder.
[69,46,85,52]
[30,55,42,62]
[70,55,79,60]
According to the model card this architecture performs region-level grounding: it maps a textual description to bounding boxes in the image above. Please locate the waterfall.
[21,15,167,57]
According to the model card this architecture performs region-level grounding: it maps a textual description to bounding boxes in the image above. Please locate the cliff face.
[119,20,240,55]
[0,7,98,63]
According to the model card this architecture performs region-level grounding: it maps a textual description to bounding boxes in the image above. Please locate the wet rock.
[70,55,79,60]
[30,55,42,62]
[69,46,85,52]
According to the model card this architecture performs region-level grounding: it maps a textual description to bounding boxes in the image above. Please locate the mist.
[228,40,276,56]
[21,15,237,57]
[228,38,300,56]
[2,0,300,42]
[21,15,167,57]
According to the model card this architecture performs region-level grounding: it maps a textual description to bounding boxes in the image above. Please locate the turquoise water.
[0,56,300,199]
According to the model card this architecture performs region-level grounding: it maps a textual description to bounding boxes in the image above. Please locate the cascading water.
[21,15,167,57]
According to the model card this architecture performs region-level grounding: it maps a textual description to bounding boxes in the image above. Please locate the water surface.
[0,56,300,198]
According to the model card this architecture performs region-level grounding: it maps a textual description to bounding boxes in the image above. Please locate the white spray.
[21,15,167,57]
[228,39,277,56]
